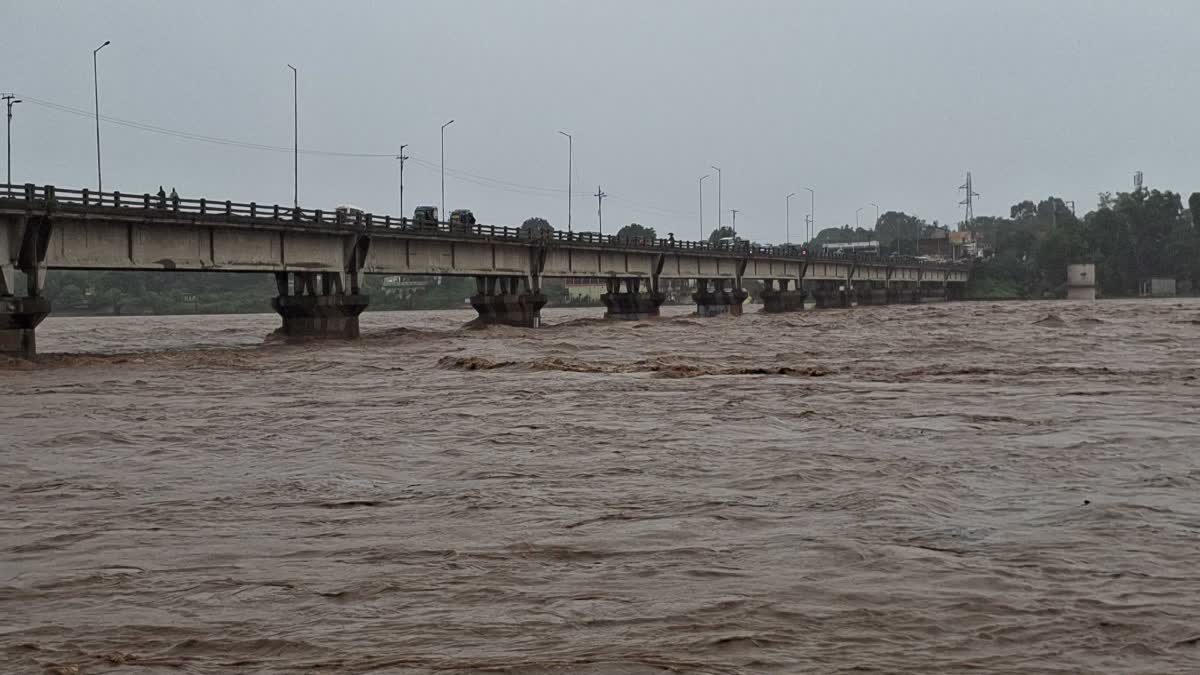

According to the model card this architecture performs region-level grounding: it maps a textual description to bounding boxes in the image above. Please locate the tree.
[520,217,553,237]
[1189,193,1200,229]
[616,223,656,242]
[876,211,927,253]
[708,226,735,245]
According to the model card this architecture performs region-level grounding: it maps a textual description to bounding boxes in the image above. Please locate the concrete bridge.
[0,184,970,358]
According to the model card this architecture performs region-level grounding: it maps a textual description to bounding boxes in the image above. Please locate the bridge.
[0,183,970,358]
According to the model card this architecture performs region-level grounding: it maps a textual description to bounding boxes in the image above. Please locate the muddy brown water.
[3,299,1200,674]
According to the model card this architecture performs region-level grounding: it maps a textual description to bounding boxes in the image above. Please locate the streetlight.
[558,130,572,232]
[287,64,297,209]
[93,40,110,194]
[786,192,797,244]
[3,94,20,194]
[699,174,710,240]
[803,187,815,242]
[710,165,722,229]
[870,202,880,226]
[441,119,454,219]
[396,144,409,218]
[856,207,863,229]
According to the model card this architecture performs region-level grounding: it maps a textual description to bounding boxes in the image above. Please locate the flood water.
[3,299,1200,674]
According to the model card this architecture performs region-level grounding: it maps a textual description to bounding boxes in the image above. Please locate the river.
[3,299,1199,673]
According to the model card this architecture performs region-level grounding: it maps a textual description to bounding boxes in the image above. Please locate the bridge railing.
[0,183,971,269]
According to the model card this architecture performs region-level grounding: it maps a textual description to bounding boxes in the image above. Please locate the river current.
[3,299,1199,674]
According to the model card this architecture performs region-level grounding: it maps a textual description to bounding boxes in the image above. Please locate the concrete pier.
[471,275,546,327]
[601,277,665,320]
[271,272,368,339]
[760,279,806,313]
[0,296,51,359]
[693,279,748,317]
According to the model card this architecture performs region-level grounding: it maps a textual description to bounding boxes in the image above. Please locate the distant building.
[822,241,879,254]
[564,280,607,301]
[1067,264,1096,301]
[1140,277,1177,297]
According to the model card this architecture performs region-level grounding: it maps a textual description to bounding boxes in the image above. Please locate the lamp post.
[441,119,454,219]
[699,174,709,240]
[786,192,797,244]
[3,94,19,194]
[558,130,572,232]
[870,202,880,226]
[856,207,863,229]
[804,187,814,242]
[93,40,110,194]
[286,64,297,209]
[396,144,408,218]
[710,165,722,229]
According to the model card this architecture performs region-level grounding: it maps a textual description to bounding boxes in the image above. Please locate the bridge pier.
[761,278,807,313]
[470,275,546,328]
[810,280,849,308]
[0,296,51,359]
[271,271,369,340]
[856,282,888,305]
[601,277,665,320]
[693,278,748,317]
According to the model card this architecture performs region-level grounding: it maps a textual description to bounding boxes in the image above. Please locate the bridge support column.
[0,296,51,359]
[692,278,748,317]
[271,271,369,340]
[856,282,888,305]
[601,277,665,320]
[810,280,845,308]
[470,275,546,328]
[761,278,807,313]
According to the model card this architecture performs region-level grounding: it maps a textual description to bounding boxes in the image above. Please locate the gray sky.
[5,1,1198,243]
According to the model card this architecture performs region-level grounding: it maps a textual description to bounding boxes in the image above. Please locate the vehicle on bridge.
[449,209,476,233]
[413,205,439,229]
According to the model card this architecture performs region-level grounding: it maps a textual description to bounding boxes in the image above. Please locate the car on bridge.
[413,205,439,229]
[449,209,477,233]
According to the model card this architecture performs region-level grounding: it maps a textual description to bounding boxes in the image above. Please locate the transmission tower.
[958,172,980,227]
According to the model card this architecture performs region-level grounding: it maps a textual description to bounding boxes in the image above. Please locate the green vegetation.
[616,223,656,242]
[520,217,553,236]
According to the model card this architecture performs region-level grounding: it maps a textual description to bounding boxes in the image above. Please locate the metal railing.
[0,183,970,269]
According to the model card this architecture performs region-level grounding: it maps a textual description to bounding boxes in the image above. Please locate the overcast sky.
[5,1,1198,243]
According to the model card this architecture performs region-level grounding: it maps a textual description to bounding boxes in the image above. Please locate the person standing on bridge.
[157,186,166,209]
[170,187,179,210]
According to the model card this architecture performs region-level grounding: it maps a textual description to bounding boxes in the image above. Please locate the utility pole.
[93,40,110,194]
[441,119,454,219]
[3,94,19,195]
[594,185,607,235]
[699,174,709,240]
[786,192,796,244]
[287,64,297,209]
[710,165,722,229]
[558,131,572,232]
[396,144,408,218]
[804,187,815,243]
[730,208,739,235]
